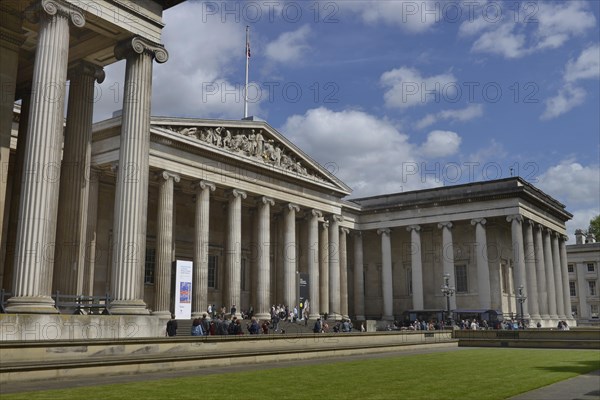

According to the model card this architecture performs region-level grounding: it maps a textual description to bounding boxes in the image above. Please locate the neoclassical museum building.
[0,1,577,339]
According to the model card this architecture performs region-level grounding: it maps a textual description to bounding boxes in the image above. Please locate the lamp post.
[440,273,455,328]
[516,285,527,329]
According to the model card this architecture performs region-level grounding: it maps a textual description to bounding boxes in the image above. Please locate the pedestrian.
[166,314,177,337]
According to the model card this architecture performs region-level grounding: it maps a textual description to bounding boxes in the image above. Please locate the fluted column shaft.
[340,227,349,319]
[543,228,558,319]
[154,172,179,316]
[255,197,274,319]
[319,221,329,313]
[225,189,246,317]
[54,62,104,296]
[353,232,365,320]
[8,2,85,313]
[308,210,321,318]
[438,222,456,310]
[378,228,393,320]
[110,36,168,314]
[407,225,424,310]
[523,220,540,319]
[192,181,215,318]
[328,215,341,317]
[471,219,491,309]
[283,204,299,309]
[559,236,573,321]
[83,169,100,296]
[507,215,529,318]
[552,233,566,319]
[534,225,549,318]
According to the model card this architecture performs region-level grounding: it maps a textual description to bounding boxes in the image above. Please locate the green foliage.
[3,349,599,400]
[588,215,600,240]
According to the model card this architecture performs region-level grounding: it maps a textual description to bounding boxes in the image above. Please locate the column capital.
[470,218,487,226]
[321,220,330,230]
[328,215,344,223]
[340,227,350,235]
[524,219,535,227]
[560,234,569,242]
[259,196,275,206]
[115,36,169,64]
[311,209,322,218]
[110,162,119,174]
[377,228,391,236]
[194,180,216,192]
[229,189,247,200]
[26,0,86,27]
[506,214,523,223]
[406,224,421,232]
[68,61,105,84]
[286,203,300,212]
[438,221,453,229]
[353,230,362,238]
[157,171,180,183]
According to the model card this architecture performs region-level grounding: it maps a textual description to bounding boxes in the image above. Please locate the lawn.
[3,348,599,400]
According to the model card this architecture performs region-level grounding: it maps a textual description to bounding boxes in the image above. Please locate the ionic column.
[82,169,100,296]
[507,215,529,318]
[552,232,566,319]
[377,228,393,320]
[153,171,180,316]
[283,203,300,310]
[192,180,215,318]
[543,228,558,319]
[255,196,274,320]
[406,225,424,310]
[109,36,168,314]
[7,0,85,313]
[353,232,365,320]
[438,222,456,310]
[340,227,349,319]
[308,210,321,319]
[320,220,329,314]
[225,189,246,318]
[328,215,342,318]
[534,225,549,319]
[522,220,540,319]
[559,235,573,322]
[470,219,491,309]
[53,61,105,296]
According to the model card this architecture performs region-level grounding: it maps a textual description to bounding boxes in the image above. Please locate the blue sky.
[93,0,600,240]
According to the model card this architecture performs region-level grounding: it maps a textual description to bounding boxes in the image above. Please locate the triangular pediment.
[150,117,352,196]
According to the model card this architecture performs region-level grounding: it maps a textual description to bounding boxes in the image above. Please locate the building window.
[569,281,576,297]
[240,258,247,291]
[406,268,413,295]
[568,264,574,273]
[591,304,599,319]
[208,255,218,289]
[144,248,156,284]
[588,281,597,296]
[455,265,468,293]
[588,263,595,272]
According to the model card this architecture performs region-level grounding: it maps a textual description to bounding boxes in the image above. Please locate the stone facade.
[0,0,578,339]
[567,232,600,326]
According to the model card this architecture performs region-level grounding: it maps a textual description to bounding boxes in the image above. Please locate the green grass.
[3,349,599,400]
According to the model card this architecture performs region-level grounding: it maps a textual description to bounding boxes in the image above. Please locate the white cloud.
[419,130,461,158]
[541,84,586,120]
[93,2,265,121]
[566,208,599,243]
[537,161,600,208]
[265,25,312,64]
[342,1,439,33]
[565,44,600,82]
[460,1,596,58]
[380,67,456,109]
[416,104,483,129]
[281,107,442,197]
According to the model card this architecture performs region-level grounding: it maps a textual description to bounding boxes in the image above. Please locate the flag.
[246,27,251,58]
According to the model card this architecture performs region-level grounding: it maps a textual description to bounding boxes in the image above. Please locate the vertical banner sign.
[298,272,309,318]
[175,260,193,320]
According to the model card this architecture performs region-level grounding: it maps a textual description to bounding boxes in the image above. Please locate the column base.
[110,300,150,315]
[255,313,270,321]
[191,312,207,319]
[152,310,172,319]
[4,296,59,314]
[308,313,321,320]
[382,314,394,321]
[354,315,366,321]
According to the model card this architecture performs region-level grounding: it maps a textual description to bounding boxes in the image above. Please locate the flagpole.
[244,25,250,119]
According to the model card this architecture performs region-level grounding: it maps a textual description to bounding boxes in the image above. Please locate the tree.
[588,215,600,240]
